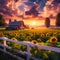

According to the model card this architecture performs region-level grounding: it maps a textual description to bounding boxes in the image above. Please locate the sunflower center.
[52,38,56,42]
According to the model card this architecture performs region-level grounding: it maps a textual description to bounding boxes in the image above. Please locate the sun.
[31,21,37,27]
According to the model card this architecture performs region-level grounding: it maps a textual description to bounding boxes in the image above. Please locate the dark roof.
[8,21,24,26]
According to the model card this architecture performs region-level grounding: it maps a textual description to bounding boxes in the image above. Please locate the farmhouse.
[6,20,26,30]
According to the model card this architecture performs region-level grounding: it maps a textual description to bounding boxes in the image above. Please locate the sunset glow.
[31,21,37,26]
[23,18,56,27]
[23,19,45,27]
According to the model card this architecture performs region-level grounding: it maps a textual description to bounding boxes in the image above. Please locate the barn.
[6,20,26,30]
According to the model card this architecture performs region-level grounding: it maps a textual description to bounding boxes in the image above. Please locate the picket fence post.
[27,45,30,60]
[3,38,7,52]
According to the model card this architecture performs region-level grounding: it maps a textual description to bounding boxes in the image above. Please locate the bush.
[45,17,50,28]
[56,13,60,27]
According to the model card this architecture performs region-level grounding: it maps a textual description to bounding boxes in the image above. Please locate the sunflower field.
[0,28,60,60]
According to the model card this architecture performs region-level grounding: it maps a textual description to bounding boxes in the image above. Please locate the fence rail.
[0,37,60,60]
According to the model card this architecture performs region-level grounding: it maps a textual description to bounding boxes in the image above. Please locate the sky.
[0,0,60,26]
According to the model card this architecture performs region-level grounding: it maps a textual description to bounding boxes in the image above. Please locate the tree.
[0,14,6,26]
[45,17,50,28]
[56,13,60,27]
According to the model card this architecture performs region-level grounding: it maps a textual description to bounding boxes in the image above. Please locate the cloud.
[25,2,40,17]
[0,0,18,16]
[43,0,60,18]
[46,0,54,5]
[25,5,38,16]
[0,0,60,20]
[0,0,29,20]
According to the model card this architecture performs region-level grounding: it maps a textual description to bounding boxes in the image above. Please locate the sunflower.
[8,32,12,34]
[50,36,58,43]
[0,33,3,37]
[37,38,41,42]
[15,33,19,36]
[46,33,50,37]
[11,37,17,41]
[33,32,36,36]
[32,40,37,44]
[53,32,58,36]
[40,33,45,38]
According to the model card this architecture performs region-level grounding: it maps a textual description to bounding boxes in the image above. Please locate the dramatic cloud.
[25,2,40,17]
[25,0,60,18]
[0,0,29,20]
[0,0,60,20]
[0,0,18,17]
[43,0,60,18]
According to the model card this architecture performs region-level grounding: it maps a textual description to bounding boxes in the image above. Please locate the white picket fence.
[0,37,60,60]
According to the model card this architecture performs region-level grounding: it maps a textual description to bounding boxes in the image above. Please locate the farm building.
[6,20,26,30]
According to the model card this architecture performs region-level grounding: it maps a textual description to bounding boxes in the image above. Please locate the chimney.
[14,19,17,22]
[9,19,12,23]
